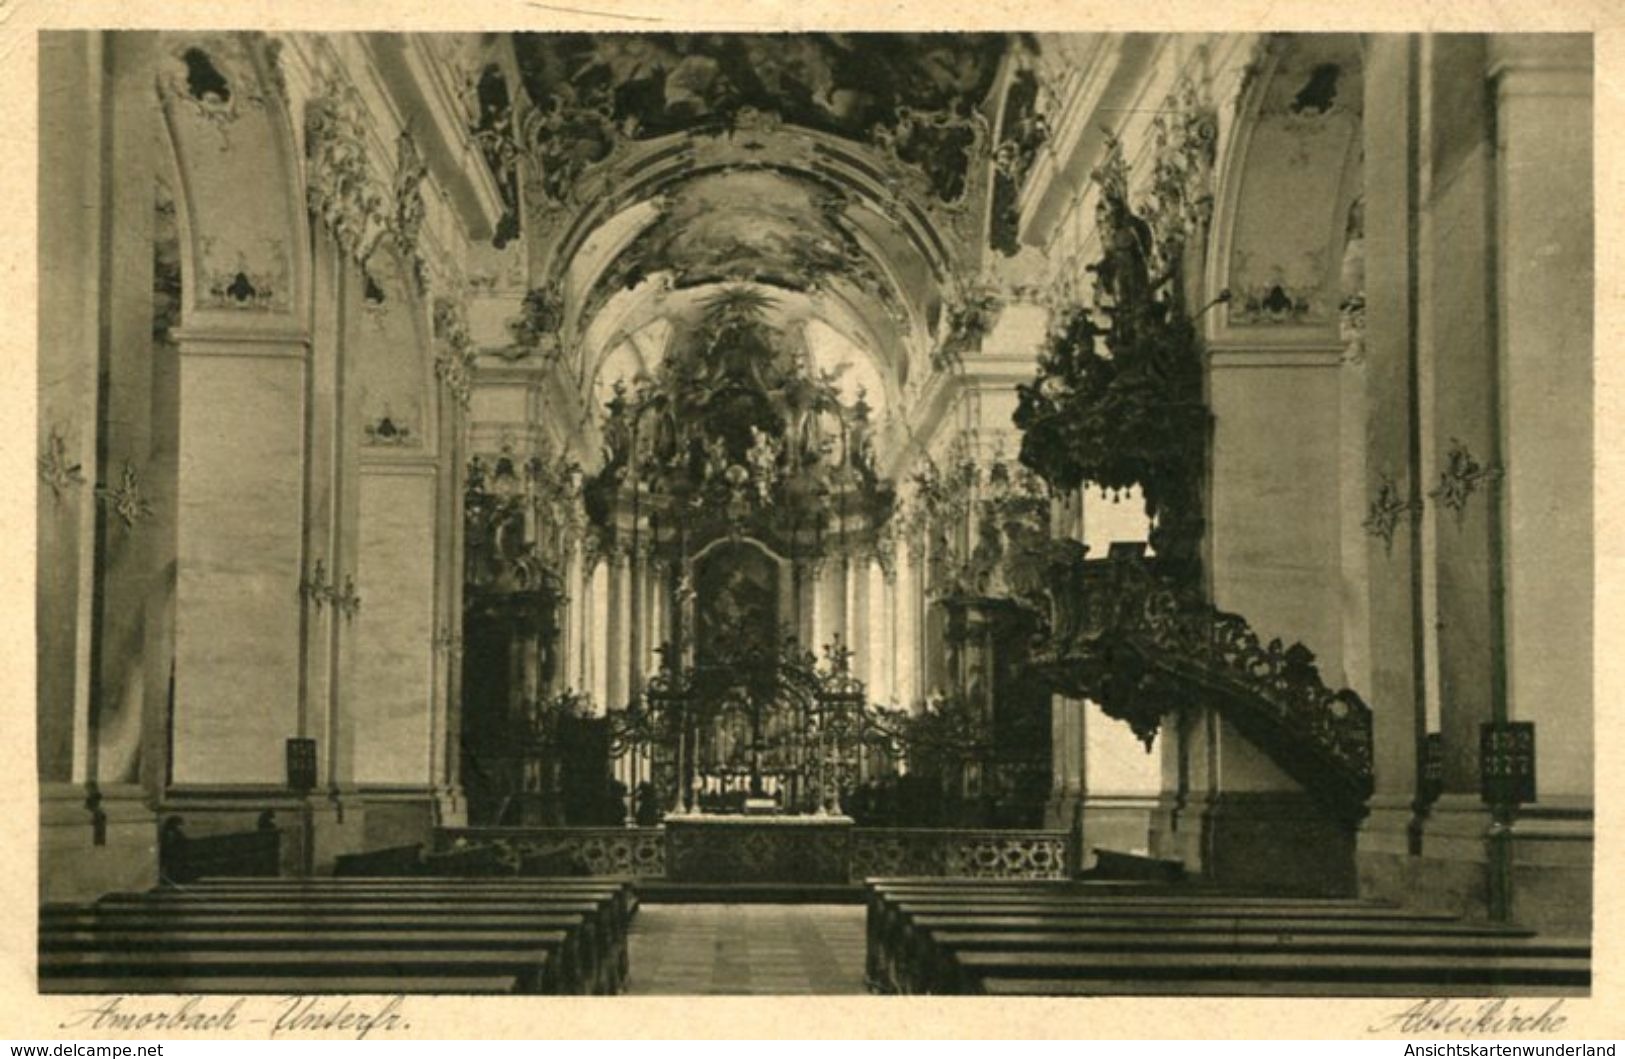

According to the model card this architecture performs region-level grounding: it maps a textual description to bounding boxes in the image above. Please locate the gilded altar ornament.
[1363,473,1420,555]
[96,462,153,528]
[38,428,86,501]
[1429,437,1503,523]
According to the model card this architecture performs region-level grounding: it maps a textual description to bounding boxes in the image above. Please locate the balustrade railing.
[1018,552,1374,818]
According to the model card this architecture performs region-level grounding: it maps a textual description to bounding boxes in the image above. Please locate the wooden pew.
[332,844,425,877]
[47,876,639,996]
[39,947,556,994]
[74,897,624,995]
[861,878,1592,997]
[43,975,522,995]
[977,978,1585,998]
[41,928,588,996]
[119,883,633,986]
[42,909,611,995]
[950,950,1591,994]
[180,877,639,922]
[910,929,1589,994]
[866,893,1458,989]
[159,814,281,885]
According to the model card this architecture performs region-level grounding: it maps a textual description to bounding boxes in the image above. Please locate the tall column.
[849,558,871,683]
[38,33,103,795]
[604,552,626,710]
[88,32,161,800]
[1487,33,1593,931]
[627,535,644,699]
[298,227,365,870]
[38,32,169,901]
[1044,696,1084,831]
[901,548,924,706]
[1354,34,1430,906]
[1415,35,1503,918]
[588,560,607,708]
[437,394,468,824]
[869,562,893,702]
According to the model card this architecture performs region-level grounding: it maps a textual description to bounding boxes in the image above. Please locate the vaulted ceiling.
[482,32,1035,440]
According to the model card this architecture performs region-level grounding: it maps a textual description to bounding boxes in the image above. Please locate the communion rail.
[433,826,1073,881]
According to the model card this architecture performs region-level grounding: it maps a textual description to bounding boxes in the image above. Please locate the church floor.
[625,903,867,995]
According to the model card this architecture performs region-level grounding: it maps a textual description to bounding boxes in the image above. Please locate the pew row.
[862,878,1591,997]
[40,876,636,997]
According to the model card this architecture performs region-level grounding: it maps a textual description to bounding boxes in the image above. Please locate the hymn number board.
[1479,721,1536,807]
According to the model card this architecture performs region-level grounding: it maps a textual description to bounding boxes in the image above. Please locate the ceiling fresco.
[467,32,1049,440]
[510,32,1007,203]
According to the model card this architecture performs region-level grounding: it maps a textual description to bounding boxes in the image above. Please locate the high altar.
[459,284,1057,840]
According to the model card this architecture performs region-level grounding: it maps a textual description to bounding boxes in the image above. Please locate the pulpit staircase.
[1010,546,1373,822]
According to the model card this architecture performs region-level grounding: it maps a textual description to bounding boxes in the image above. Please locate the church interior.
[36,30,1594,997]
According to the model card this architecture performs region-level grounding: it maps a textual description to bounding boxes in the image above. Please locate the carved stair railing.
[1013,547,1373,821]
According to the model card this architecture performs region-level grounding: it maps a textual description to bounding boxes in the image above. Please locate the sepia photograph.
[22,11,1605,1034]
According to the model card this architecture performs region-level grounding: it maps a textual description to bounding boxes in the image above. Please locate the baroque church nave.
[34,28,1595,999]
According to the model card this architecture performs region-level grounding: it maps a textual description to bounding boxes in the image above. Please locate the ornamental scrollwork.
[155,35,281,146]
[38,427,86,502]
[1010,545,1373,816]
[1429,437,1503,523]
[990,64,1051,256]
[1362,473,1420,555]
[300,559,333,611]
[332,575,362,621]
[433,295,477,409]
[390,128,430,290]
[1143,72,1219,270]
[931,276,1003,375]
[96,462,153,528]
[299,560,360,620]
[306,75,390,265]
[504,282,567,362]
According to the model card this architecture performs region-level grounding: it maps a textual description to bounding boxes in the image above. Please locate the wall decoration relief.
[197,237,290,312]
[301,559,362,621]
[1144,73,1219,273]
[306,75,391,264]
[38,426,86,502]
[504,281,566,361]
[389,128,430,290]
[363,410,416,447]
[990,66,1050,257]
[300,558,335,611]
[156,34,282,148]
[1429,437,1503,524]
[1223,36,1362,331]
[95,462,153,528]
[1339,196,1367,362]
[931,276,1003,374]
[433,295,477,409]
[1228,248,1326,325]
[1362,473,1420,555]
